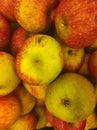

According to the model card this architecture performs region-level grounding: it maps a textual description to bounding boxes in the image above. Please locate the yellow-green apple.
[0,93,21,129]
[88,50,97,83]
[11,26,32,55]
[85,110,97,130]
[0,14,11,50]
[55,0,97,48]
[62,44,85,72]
[23,81,48,99]
[0,0,16,22]
[13,84,36,115]
[8,112,37,130]
[16,34,64,86]
[14,0,59,33]
[0,51,21,96]
[33,106,48,129]
[45,72,96,123]
[78,52,91,77]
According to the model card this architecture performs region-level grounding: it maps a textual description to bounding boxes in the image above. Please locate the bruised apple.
[16,34,64,85]
[45,72,96,123]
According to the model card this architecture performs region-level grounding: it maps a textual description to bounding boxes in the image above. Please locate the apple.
[16,34,64,86]
[45,72,96,123]
[55,0,97,48]
[0,51,21,96]
[13,84,36,115]
[33,106,48,129]
[0,93,21,129]
[86,39,97,53]
[0,14,11,50]
[62,44,85,72]
[54,117,86,130]
[85,110,97,130]
[0,0,16,22]
[88,50,97,83]
[78,52,91,77]
[14,0,59,33]
[9,112,37,130]
[11,26,33,55]
[23,81,48,99]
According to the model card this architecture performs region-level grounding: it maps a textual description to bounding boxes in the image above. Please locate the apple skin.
[11,26,31,55]
[0,14,11,51]
[55,0,97,48]
[45,110,86,130]
[0,0,16,22]
[9,112,37,130]
[0,93,21,129]
[0,51,21,96]
[16,34,64,86]
[88,50,97,83]
[13,84,36,115]
[45,72,96,123]
[14,0,59,33]
[62,44,85,72]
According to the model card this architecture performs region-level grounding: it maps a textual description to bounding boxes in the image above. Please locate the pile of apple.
[0,0,97,130]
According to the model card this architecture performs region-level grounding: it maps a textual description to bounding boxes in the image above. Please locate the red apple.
[55,0,97,48]
[0,14,11,50]
[11,26,31,55]
[0,0,16,22]
[54,117,86,130]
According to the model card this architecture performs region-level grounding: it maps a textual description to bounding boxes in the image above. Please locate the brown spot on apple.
[61,98,70,107]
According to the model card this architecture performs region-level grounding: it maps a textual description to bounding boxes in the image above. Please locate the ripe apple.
[85,110,97,130]
[54,117,86,130]
[23,81,48,99]
[9,112,37,130]
[0,14,11,50]
[62,44,85,72]
[88,50,97,83]
[16,34,64,85]
[78,52,91,77]
[13,84,36,115]
[0,93,21,129]
[11,26,32,55]
[45,72,96,123]
[14,0,59,33]
[55,0,97,48]
[0,0,16,22]
[0,51,21,96]
[33,106,48,129]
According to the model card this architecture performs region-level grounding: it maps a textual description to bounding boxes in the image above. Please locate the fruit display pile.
[0,0,97,130]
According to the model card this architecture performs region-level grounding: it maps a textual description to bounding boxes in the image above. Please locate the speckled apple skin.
[14,0,58,33]
[55,0,97,48]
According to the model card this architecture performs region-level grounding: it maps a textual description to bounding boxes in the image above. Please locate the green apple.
[45,72,96,123]
[14,0,59,33]
[33,106,48,129]
[55,0,97,48]
[16,34,64,85]
[62,44,85,72]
